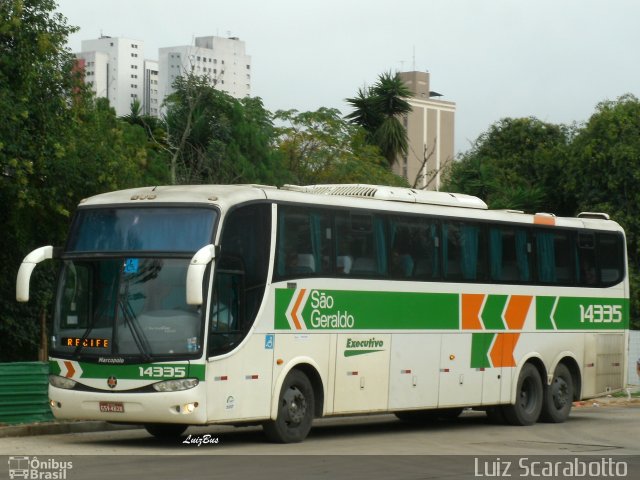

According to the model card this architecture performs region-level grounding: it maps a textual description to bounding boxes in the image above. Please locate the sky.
[56,0,640,155]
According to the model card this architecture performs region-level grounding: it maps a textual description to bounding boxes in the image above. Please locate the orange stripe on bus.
[503,295,533,330]
[534,215,556,226]
[291,289,306,330]
[490,333,520,368]
[461,294,485,330]
[63,361,76,378]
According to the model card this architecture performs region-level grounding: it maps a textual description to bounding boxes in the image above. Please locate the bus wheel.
[144,424,188,439]
[503,363,543,426]
[540,363,573,423]
[263,370,315,443]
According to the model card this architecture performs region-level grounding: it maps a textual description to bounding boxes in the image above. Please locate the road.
[2,405,639,479]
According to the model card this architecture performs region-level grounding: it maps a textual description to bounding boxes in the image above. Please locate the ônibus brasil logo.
[285,289,355,330]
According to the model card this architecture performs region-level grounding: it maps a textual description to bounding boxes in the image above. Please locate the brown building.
[394,71,456,191]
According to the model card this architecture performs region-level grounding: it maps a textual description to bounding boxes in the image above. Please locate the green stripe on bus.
[276,288,628,331]
[536,296,629,330]
[276,288,459,330]
[535,297,556,330]
[49,361,61,376]
[471,333,494,369]
[344,349,385,357]
[481,295,508,330]
[48,361,206,381]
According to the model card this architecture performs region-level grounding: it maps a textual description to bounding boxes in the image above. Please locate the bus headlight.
[152,378,199,392]
[49,375,77,390]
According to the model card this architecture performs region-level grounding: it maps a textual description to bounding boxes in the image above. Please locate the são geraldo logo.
[285,289,355,330]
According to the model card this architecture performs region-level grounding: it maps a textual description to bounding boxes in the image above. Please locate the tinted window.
[68,207,216,253]
[489,227,532,282]
[535,230,574,284]
[276,207,331,278]
[597,233,624,285]
[443,221,485,281]
[209,204,271,357]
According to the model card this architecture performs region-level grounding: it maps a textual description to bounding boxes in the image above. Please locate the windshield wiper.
[118,290,153,363]
[73,276,117,358]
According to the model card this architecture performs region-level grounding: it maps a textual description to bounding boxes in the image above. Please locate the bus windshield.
[67,207,216,253]
[53,258,204,360]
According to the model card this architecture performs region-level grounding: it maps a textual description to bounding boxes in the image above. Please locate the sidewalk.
[0,421,141,438]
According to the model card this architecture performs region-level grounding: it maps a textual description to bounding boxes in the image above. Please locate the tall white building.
[78,36,146,117]
[77,35,251,118]
[158,36,251,106]
[143,59,160,117]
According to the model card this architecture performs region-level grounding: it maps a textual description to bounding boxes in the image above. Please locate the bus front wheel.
[503,363,543,426]
[540,363,574,423]
[263,370,315,443]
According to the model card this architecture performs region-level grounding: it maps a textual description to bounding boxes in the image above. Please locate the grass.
[610,388,640,398]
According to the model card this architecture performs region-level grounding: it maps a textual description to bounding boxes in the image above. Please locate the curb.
[0,421,142,438]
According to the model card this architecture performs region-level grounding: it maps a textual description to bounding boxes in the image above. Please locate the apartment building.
[78,36,146,117]
[395,71,456,191]
[158,36,251,106]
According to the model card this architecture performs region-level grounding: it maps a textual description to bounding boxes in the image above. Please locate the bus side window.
[489,228,531,283]
[536,230,574,284]
[597,233,624,285]
[208,203,270,358]
[443,221,483,281]
[276,207,330,278]
[577,233,597,285]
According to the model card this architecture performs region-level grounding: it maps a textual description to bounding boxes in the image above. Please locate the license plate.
[99,402,125,413]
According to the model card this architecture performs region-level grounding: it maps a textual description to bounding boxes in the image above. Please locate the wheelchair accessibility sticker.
[265,334,274,350]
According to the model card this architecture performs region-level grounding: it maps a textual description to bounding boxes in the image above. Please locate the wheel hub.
[552,378,569,409]
[283,386,307,425]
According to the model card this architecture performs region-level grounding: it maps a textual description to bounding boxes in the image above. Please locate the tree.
[345,71,413,167]
[274,107,408,186]
[571,94,640,328]
[442,117,574,214]
[163,74,287,185]
[0,0,81,360]
[0,0,172,360]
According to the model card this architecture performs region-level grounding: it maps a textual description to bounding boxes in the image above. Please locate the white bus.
[17,184,629,442]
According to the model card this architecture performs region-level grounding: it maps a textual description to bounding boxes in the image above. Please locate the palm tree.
[346,72,413,167]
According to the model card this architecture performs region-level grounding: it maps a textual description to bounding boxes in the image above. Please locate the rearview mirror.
[16,246,58,302]
[186,244,215,305]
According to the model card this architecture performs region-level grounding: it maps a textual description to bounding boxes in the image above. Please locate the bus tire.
[263,370,314,443]
[503,363,543,426]
[144,423,188,439]
[540,363,573,423]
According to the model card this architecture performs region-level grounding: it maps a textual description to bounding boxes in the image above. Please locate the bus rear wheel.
[144,423,188,439]
[263,370,315,443]
[503,363,543,426]
[540,363,573,423]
